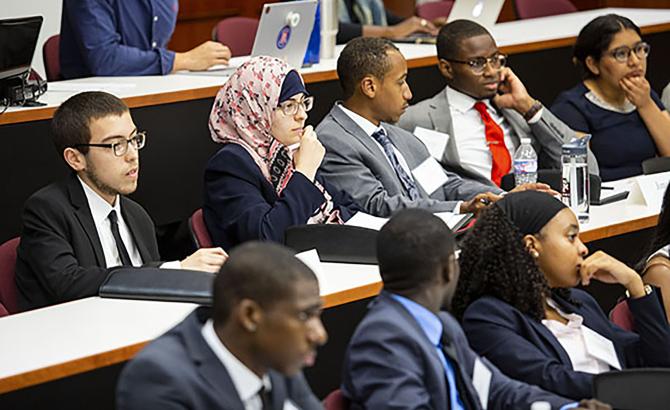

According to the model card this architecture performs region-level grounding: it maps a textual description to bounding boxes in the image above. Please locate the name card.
[626,171,670,210]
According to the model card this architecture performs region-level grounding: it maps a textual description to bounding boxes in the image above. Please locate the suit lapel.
[120,198,152,263]
[269,371,288,409]
[185,309,246,410]
[67,175,106,267]
[330,104,398,176]
[429,90,460,164]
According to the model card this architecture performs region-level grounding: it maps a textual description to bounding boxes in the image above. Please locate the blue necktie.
[371,128,421,200]
[437,340,466,410]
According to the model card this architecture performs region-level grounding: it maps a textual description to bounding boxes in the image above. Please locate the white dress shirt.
[201,319,299,410]
[446,86,542,180]
[338,103,414,179]
[78,177,143,267]
[542,298,614,374]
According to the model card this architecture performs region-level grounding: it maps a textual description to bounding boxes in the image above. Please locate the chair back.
[0,237,20,317]
[416,1,455,20]
[212,17,259,57]
[324,389,348,410]
[593,368,670,410]
[642,157,670,175]
[609,299,634,331]
[189,209,213,249]
[43,34,61,82]
[514,0,577,19]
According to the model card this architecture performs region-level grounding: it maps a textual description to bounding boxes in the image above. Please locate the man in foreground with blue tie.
[316,37,550,218]
[341,208,611,410]
[15,91,226,311]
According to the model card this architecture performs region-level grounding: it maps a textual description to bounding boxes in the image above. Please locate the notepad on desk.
[345,211,471,231]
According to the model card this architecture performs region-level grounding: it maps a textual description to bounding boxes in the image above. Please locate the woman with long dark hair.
[453,190,670,400]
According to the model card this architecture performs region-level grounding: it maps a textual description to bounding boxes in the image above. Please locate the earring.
[247,323,257,332]
[530,250,539,258]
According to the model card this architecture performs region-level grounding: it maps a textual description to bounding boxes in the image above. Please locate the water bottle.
[513,138,538,186]
[320,0,338,59]
[561,135,591,223]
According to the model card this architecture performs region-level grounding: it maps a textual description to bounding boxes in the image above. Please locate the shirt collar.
[201,319,271,402]
[338,103,384,137]
[390,293,443,346]
[78,176,121,225]
[446,86,495,115]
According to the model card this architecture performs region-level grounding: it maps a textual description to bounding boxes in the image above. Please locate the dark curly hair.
[637,183,670,271]
[452,204,549,321]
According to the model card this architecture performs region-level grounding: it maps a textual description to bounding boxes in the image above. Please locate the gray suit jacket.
[316,104,497,217]
[397,87,598,186]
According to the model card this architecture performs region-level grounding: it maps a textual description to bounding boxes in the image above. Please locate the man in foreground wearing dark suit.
[116,242,327,410]
[15,91,227,311]
[342,208,610,410]
[397,20,593,187]
[316,37,551,218]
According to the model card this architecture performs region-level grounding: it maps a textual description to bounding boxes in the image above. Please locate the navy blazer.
[116,307,323,410]
[204,144,358,250]
[342,291,571,410]
[462,289,670,400]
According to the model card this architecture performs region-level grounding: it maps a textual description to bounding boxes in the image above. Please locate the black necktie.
[108,210,133,266]
[440,333,478,410]
[258,384,272,410]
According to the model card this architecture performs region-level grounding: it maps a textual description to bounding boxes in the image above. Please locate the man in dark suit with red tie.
[15,91,227,311]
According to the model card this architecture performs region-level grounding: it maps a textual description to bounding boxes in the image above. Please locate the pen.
[601,186,614,190]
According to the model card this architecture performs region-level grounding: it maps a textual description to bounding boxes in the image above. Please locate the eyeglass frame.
[277,96,314,116]
[605,41,651,63]
[72,130,147,157]
[442,53,508,74]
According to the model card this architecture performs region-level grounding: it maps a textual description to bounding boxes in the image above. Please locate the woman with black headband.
[453,191,670,400]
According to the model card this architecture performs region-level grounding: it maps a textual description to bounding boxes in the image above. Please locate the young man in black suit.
[116,242,327,410]
[15,91,227,311]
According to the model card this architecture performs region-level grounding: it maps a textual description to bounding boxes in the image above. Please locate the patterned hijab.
[209,56,342,225]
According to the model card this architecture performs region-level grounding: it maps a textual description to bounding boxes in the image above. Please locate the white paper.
[582,326,622,370]
[46,82,137,93]
[413,126,449,160]
[472,357,492,409]
[626,171,670,209]
[180,56,248,76]
[294,249,325,285]
[344,212,389,231]
[412,157,449,195]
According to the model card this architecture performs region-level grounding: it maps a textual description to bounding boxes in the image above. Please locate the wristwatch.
[523,100,543,122]
[626,284,653,298]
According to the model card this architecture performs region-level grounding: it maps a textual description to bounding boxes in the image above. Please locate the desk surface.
[2,8,670,126]
[0,179,660,394]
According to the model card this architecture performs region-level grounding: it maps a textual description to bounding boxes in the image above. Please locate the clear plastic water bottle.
[513,138,538,186]
[561,135,591,223]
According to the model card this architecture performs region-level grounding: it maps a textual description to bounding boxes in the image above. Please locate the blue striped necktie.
[371,128,421,200]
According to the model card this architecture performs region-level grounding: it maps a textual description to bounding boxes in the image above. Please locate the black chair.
[642,157,670,175]
[593,368,670,410]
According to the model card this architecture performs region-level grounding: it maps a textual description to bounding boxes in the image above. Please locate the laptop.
[447,0,505,29]
[198,0,317,76]
[0,16,43,80]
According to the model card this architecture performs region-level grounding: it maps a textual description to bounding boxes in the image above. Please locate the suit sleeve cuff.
[560,403,579,410]
[527,107,544,124]
[160,260,182,269]
[454,201,462,214]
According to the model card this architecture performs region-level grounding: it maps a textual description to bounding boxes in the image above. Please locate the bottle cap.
[520,138,532,145]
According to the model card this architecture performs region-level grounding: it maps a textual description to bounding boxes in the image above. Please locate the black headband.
[495,191,567,235]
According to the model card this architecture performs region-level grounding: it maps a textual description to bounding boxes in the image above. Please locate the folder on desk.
[99,267,214,304]
[285,224,378,264]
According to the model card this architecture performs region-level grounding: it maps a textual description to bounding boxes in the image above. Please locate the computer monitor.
[0,16,43,81]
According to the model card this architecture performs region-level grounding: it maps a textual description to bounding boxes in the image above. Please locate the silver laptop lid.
[447,0,505,30]
[251,0,318,70]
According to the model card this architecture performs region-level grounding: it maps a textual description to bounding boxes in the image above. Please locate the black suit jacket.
[116,307,323,410]
[15,174,160,311]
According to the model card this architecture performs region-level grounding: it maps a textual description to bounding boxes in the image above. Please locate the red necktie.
[473,101,511,187]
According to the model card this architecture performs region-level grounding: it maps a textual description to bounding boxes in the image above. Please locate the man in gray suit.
[316,38,551,217]
[398,20,585,187]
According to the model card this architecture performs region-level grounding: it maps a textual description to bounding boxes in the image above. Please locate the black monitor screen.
[0,16,43,80]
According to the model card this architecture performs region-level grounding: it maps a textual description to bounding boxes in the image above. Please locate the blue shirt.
[390,293,465,410]
[60,0,178,79]
[551,82,665,182]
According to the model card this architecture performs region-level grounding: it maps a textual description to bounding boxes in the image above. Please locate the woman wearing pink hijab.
[204,56,359,249]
